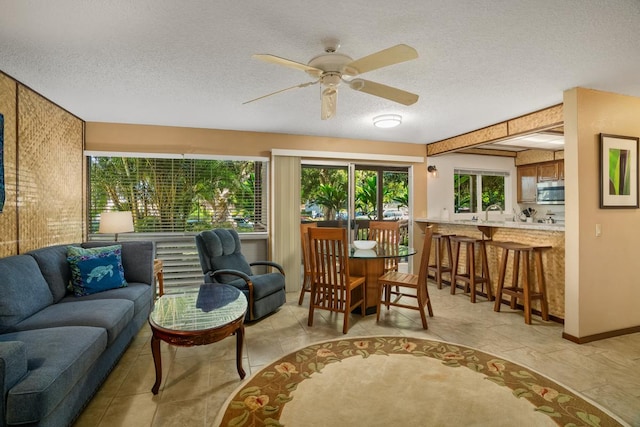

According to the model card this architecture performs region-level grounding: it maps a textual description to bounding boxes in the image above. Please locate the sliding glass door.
[354,166,409,221]
[301,162,410,243]
[300,163,350,223]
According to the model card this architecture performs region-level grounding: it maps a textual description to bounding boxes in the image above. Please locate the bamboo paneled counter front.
[416,218,565,320]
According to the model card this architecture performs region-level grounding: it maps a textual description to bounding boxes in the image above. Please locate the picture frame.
[599,133,639,208]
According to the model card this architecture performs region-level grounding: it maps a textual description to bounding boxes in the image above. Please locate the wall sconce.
[99,211,134,241]
[427,165,438,178]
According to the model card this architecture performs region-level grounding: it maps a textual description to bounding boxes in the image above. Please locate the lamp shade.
[99,211,134,234]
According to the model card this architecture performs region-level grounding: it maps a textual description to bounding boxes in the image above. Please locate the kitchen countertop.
[415,218,565,232]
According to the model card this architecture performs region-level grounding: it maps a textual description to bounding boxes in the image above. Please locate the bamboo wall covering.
[0,72,84,255]
[0,74,18,256]
[428,104,563,156]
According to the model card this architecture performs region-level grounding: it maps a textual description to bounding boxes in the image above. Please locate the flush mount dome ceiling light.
[373,114,402,128]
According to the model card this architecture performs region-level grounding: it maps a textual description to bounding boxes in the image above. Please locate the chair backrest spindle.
[369,220,400,272]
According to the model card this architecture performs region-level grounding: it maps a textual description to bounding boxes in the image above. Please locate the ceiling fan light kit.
[373,114,402,128]
[246,42,419,120]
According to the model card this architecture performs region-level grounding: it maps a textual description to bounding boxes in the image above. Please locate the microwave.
[536,180,565,205]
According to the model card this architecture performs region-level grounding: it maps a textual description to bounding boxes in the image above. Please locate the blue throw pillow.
[67,245,127,296]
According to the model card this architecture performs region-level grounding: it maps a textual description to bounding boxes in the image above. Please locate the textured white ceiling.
[1,0,640,145]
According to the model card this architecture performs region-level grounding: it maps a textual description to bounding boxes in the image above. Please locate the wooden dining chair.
[308,227,366,334]
[298,222,318,305]
[377,226,434,329]
[368,220,400,274]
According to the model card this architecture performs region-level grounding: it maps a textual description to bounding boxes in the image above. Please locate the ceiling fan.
[244,40,419,120]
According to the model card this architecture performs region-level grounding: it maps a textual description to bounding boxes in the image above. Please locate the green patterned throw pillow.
[67,245,128,296]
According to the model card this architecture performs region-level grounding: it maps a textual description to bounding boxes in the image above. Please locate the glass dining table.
[349,244,417,314]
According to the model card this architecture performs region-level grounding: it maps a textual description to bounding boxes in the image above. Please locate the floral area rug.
[215,336,626,427]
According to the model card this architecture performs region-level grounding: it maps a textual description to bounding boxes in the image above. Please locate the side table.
[153,258,164,297]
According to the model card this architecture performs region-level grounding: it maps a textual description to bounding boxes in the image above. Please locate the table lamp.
[98,211,134,241]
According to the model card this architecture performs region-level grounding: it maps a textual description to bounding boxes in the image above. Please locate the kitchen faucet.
[484,204,503,222]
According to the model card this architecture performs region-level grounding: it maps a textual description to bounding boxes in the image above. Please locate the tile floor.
[74,283,640,426]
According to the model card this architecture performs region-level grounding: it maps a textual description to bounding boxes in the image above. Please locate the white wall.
[426,153,517,220]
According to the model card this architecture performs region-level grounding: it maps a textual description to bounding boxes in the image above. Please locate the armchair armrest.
[249,261,285,276]
[209,269,253,285]
[208,269,254,319]
[1,341,27,423]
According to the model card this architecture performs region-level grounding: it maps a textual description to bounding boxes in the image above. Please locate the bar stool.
[492,242,551,324]
[428,233,455,289]
[450,236,493,303]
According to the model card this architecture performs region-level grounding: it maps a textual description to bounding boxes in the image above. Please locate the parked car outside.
[233,216,254,228]
[383,209,407,220]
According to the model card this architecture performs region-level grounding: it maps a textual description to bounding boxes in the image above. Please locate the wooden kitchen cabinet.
[537,161,560,181]
[517,165,537,202]
[518,160,564,203]
[557,160,564,180]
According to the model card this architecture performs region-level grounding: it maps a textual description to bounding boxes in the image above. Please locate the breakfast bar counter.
[416,218,565,320]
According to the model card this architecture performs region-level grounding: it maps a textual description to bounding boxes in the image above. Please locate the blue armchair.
[195,229,286,321]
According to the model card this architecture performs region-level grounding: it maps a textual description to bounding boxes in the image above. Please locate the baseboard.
[431,277,638,343]
[562,325,640,344]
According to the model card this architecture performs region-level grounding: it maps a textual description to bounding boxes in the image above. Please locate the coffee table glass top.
[150,284,247,332]
[349,244,416,259]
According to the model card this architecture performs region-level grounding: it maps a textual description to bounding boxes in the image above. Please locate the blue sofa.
[0,241,155,427]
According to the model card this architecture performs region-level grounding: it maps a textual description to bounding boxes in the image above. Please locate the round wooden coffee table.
[148,284,247,394]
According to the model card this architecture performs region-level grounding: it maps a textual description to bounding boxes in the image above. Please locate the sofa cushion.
[0,255,54,333]
[27,244,79,303]
[59,282,153,316]
[13,299,134,345]
[67,245,128,296]
[0,326,107,425]
[82,241,155,285]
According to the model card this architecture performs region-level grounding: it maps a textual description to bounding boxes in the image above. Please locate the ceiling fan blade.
[321,88,337,120]
[349,78,419,106]
[243,80,318,105]
[344,44,418,76]
[252,54,323,77]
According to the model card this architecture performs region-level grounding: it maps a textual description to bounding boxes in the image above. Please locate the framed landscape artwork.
[599,133,639,208]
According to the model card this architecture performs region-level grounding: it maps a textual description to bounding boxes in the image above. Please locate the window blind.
[88,156,268,233]
[454,168,510,177]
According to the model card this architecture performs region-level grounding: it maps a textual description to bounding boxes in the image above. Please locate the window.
[454,168,508,214]
[300,165,348,221]
[300,164,410,222]
[88,155,268,233]
[354,166,409,221]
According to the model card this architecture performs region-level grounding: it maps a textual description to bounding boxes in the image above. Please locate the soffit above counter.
[427,104,563,156]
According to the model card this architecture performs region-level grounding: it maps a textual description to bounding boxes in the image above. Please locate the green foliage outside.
[301,166,408,220]
[90,157,262,233]
[481,175,505,210]
[300,167,348,219]
[355,173,380,218]
[314,183,348,220]
[385,171,409,208]
[454,173,505,213]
